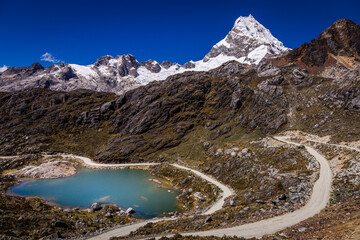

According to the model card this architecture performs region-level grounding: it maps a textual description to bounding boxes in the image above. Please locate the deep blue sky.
[1,0,360,68]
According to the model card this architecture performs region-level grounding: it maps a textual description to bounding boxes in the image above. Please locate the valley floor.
[1,132,360,239]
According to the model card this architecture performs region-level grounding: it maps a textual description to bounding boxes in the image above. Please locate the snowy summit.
[205,14,289,65]
[0,15,288,95]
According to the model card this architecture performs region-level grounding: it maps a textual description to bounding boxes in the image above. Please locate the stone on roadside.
[90,202,102,211]
[279,194,287,200]
[204,216,213,223]
[126,207,135,215]
[63,208,73,213]
[193,192,205,201]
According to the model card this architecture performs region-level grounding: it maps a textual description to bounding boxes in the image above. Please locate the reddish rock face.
[274,19,360,72]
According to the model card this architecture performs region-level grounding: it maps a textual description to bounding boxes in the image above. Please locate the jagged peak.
[231,15,286,48]
[115,53,136,60]
[281,18,360,70]
[319,18,360,43]
[205,15,288,65]
[95,55,114,66]
[29,62,44,71]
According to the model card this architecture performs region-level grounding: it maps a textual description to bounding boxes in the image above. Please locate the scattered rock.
[204,216,213,223]
[352,97,360,109]
[90,202,102,211]
[62,208,72,213]
[223,195,238,207]
[193,192,205,201]
[149,178,162,185]
[126,208,135,215]
[54,221,67,228]
[241,148,249,155]
[279,194,287,200]
[210,126,231,140]
[116,210,125,216]
[293,69,307,79]
[203,141,212,150]
[181,178,189,184]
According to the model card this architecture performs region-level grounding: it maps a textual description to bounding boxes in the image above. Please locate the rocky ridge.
[274,19,360,76]
[0,15,288,95]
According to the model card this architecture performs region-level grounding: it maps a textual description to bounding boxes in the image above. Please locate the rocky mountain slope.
[273,19,360,75]
[0,15,288,95]
[0,19,359,161]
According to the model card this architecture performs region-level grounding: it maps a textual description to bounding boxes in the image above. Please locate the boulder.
[293,69,307,79]
[62,208,73,213]
[204,216,213,223]
[223,195,238,207]
[278,194,287,200]
[90,202,102,211]
[352,97,360,109]
[210,126,231,140]
[54,221,67,228]
[230,91,242,109]
[100,101,115,114]
[241,148,249,155]
[193,192,205,201]
[126,207,135,215]
[202,141,212,150]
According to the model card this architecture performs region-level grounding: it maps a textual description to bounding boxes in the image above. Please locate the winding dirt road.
[87,136,333,239]
[1,135,333,240]
[61,154,234,215]
[55,154,233,240]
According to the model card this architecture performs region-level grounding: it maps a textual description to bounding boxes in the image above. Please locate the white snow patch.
[108,58,121,67]
[0,65,8,73]
[247,45,269,64]
[69,64,97,78]
[135,54,250,84]
[136,64,180,84]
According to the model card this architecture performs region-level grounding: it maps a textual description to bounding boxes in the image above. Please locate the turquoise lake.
[7,167,179,218]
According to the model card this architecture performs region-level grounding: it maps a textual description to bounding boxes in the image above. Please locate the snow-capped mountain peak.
[232,15,286,49]
[205,15,289,65]
[0,15,289,95]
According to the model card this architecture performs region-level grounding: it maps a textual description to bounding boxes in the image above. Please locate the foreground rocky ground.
[0,136,319,240]
[155,195,360,240]
[111,137,318,239]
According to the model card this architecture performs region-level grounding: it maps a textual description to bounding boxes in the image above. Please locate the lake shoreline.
[6,166,180,219]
